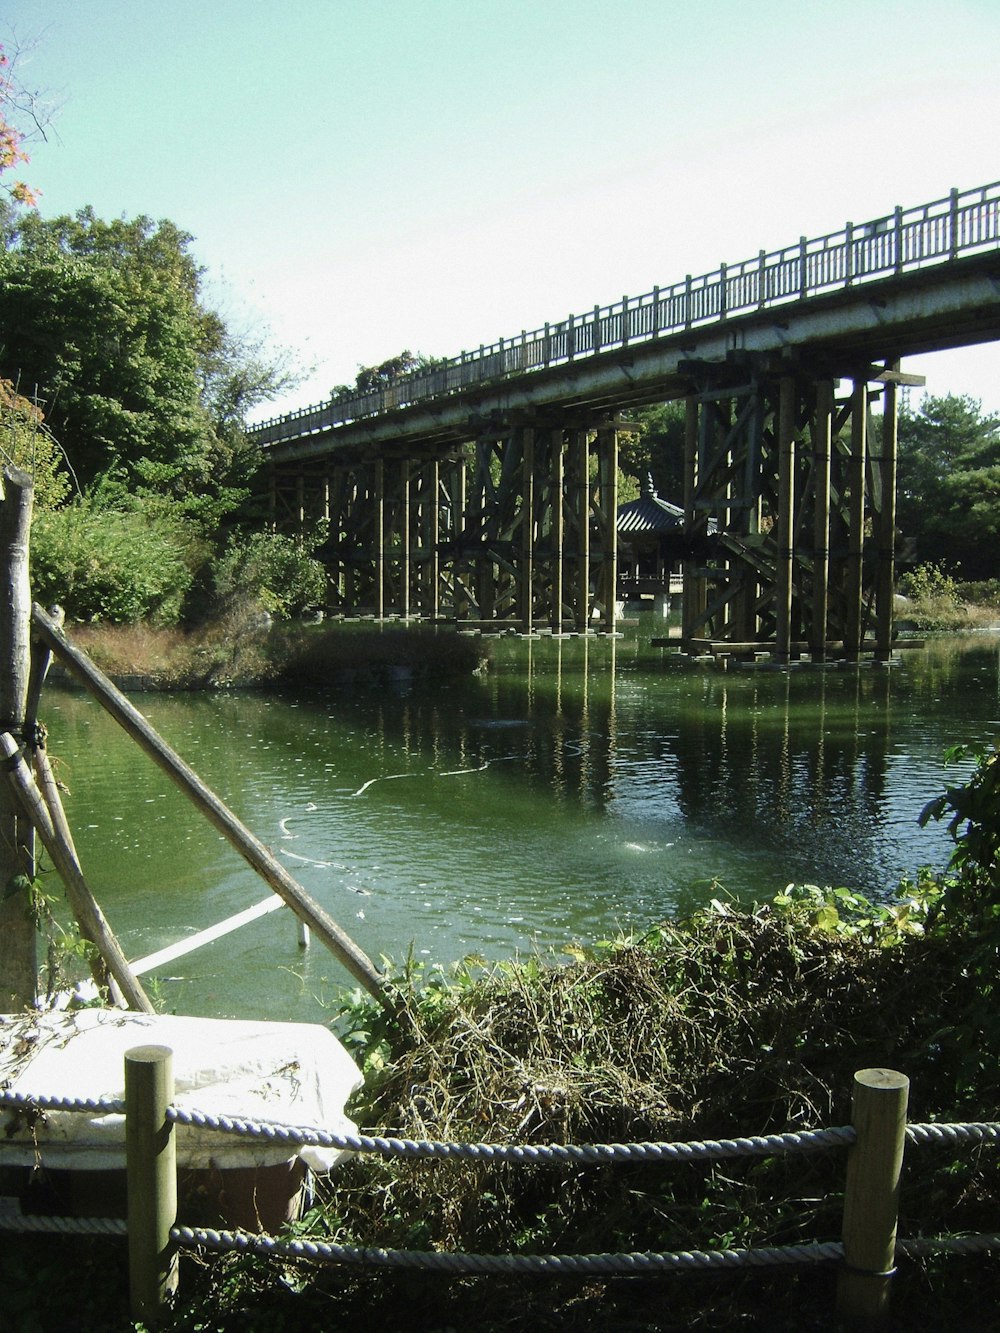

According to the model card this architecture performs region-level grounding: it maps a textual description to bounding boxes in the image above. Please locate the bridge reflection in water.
[43,631,998,1021]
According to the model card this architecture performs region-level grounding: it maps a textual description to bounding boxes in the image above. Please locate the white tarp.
[0,1008,364,1171]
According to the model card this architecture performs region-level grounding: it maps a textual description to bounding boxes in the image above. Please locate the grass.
[66,617,491,690]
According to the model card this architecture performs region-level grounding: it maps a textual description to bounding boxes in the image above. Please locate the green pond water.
[39,622,1000,1024]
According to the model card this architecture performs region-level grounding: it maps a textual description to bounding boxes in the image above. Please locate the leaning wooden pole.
[0,732,154,1012]
[31,604,388,1006]
[0,467,36,1008]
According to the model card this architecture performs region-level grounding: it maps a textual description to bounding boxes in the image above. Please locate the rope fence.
[1,1053,998,1325]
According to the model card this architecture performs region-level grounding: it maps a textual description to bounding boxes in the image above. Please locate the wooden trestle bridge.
[252,182,1000,661]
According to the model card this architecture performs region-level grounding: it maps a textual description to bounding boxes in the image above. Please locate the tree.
[896,394,1000,578]
[0,376,71,508]
[332,350,444,400]
[0,39,48,207]
[0,207,293,520]
[619,400,687,504]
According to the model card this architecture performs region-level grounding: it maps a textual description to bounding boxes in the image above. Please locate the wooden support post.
[126,1045,178,1325]
[575,429,591,631]
[682,393,703,649]
[401,458,411,619]
[838,1068,909,1325]
[374,458,385,620]
[430,459,441,622]
[845,382,868,661]
[600,424,619,634]
[775,377,796,664]
[0,466,36,1009]
[811,380,834,659]
[520,427,535,632]
[550,430,565,632]
[875,369,899,662]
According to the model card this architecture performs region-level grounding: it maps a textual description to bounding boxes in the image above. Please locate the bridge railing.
[251,180,1000,447]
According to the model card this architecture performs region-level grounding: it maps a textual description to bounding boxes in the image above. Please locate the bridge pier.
[268,411,624,634]
[679,354,911,662]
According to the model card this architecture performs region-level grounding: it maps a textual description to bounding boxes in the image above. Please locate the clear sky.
[5,0,1000,420]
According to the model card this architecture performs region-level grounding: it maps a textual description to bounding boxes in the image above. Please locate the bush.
[956,579,1000,609]
[30,502,196,624]
[211,529,326,619]
[900,561,960,604]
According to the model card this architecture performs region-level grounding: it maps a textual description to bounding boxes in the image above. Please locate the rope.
[906,1122,1000,1147]
[0,1089,125,1115]
[165,1106,857,1163]
[3,1084,999,1165]
[171,1224,846,1275]
[0,1199,127,1237]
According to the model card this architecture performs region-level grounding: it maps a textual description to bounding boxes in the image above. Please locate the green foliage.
[920,742,1000,919]
[618,400,685,501]
[332,349,445,400]
[211,528,327,619]
[0,206,292,508]
[30,498,197,624]
[0,377,72,508]
[899,560,960,604]
[897,393,1000,578]
[771,877,944,945]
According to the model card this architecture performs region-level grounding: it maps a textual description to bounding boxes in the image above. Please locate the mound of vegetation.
[7,749,999,1331]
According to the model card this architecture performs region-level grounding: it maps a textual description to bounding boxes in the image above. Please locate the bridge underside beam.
[680,353,906,662]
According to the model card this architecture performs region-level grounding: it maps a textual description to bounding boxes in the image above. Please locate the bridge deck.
[254,181,1000,462]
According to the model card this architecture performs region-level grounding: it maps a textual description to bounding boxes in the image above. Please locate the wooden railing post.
[126,1045,178,1325]
[837,1068,909,1326]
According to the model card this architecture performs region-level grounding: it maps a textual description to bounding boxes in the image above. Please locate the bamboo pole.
[838,1067,910,1325]
[126,1044,178,1325]
[30,604,387,1005]
[0,731,154,1012]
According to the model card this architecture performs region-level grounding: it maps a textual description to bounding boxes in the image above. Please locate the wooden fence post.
[126,1045,178,1325]
[837,1068,910,1325]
